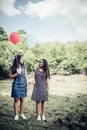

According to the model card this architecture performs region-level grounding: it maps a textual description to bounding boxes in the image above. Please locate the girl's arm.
[25,69,29,92]
[46,77,50,96]
[25,70,28,86]
[9,68,21,79]
[10,72,18,79]
[33,72,36,85]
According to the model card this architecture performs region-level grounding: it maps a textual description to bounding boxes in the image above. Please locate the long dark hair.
[10,54,24,74]
[40,59,50,79]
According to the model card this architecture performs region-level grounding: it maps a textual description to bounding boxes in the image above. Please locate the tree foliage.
[0,27,87,79]
[0,26,9,41]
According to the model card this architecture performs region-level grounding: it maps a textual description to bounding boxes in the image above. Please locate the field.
[0,74,87,130]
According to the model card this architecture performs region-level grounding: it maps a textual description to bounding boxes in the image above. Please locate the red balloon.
[10,32,20,44]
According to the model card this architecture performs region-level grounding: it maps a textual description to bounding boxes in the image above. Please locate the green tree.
[0,26,9,41]
[17,29,28,44]
[17,29,27,35]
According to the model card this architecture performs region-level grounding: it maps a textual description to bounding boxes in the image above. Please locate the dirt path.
[50,74,87,96]
[0,74,87,97]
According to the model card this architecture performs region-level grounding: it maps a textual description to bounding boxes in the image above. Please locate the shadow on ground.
[0,93,87,130]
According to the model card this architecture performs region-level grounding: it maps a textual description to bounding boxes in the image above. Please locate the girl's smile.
[39,60,44,67]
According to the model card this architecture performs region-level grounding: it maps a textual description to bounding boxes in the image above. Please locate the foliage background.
[0,26,87,79]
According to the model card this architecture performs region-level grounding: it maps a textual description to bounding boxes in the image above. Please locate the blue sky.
[0,0,87,45]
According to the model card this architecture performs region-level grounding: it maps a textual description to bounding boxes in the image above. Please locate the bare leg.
[14,98,19,115]
[20,98,27,119]
[36,102,41,120]
[20,98,25,114]
[41,101,46,116]
[36,102,41,115]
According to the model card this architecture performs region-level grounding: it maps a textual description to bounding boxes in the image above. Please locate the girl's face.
[20,56,24,64]
[39,59,44,68]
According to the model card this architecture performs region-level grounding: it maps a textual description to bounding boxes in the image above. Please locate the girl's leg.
[36,102,41,115]
[20,98,24,115]
[36,102,41,120]
[41,101,46,120]
[20,98,27,119]
[41,101,46,116]
[14,98,19,115]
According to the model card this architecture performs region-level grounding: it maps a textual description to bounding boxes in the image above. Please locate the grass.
[0,74,87,130]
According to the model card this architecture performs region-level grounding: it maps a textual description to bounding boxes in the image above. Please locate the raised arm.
[9,67,21,79]
[10,72,18,79]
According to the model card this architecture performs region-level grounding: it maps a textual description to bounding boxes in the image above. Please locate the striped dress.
[31,69,48,102]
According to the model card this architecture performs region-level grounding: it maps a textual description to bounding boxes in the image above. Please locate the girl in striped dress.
[31,59,50,121]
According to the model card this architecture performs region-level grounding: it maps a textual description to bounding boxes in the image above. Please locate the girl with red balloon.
[10,54,28,120]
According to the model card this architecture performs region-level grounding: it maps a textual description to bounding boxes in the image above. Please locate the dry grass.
[0,74,87,130]
[50,74,87,96]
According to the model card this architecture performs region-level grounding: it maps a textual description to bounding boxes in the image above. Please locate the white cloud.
[21,0,87,40]
[61,0,87,21]
[22,0,62,19]
[22,0,87,20]
[0,0,21,16]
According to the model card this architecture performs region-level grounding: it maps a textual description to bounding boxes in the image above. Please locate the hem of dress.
[11,96,27,98]
[31,99,48,102]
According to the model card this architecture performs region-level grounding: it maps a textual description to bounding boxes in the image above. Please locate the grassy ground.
[0,74,87,130]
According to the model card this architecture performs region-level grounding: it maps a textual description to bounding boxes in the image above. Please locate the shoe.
[42,115,46,121]
[37,115,41,120]
[20,113,27,119]
[14,115,19,120]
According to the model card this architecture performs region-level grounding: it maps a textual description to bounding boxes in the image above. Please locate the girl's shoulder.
[21,65,25,69]
[35,68,39,73]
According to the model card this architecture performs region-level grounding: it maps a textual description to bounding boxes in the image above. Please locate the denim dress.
[11,66,27,98]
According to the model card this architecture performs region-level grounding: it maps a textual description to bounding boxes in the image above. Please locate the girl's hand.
[47,89,50,96]
[17,67,21,74]
[33,79,35,86]
[26,86,28,92]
